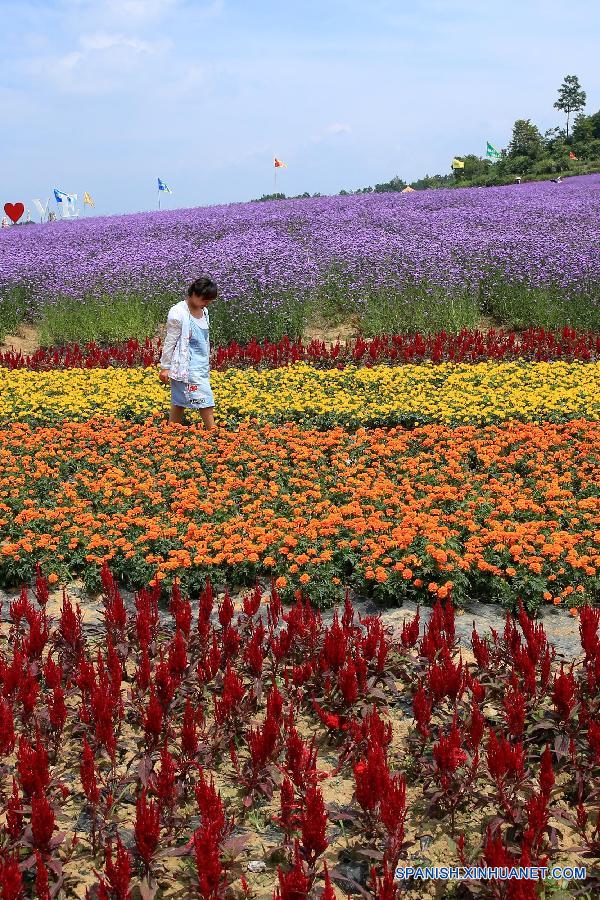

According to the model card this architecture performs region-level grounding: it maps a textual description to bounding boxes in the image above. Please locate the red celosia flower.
[17,735,49,799]
[412,683,432,739]
[275,841,310,900]
[354,744,390,813]
[180,698,199,762]
[588,721,600,763]
[321,862,336,900]
[214,662,245,724]
[35,851,50,900]
[471,628,491,669]
[244,624,265,677]
[503,683,526,738]
[143,685,163,742]
[136,647,151,692]
[0,698,15,755]
[243,583,262,619]
[539,746,554,797]
[80,736,100,807]
[400,609,420,648]
[134,790,160,871]
[432,719,467,788]
[6,779,23,842]
[48,685,67,734]
[35,563,49,607]
[17,670,39,723]
[195,768,228,842]
[277,775,297,835]
[300,784,328,864]
[0,852,23,900]
[338,657,359,704]
[101,836,132,900]
[486,730,524,782]
[466,700,485,752]
[579,605,599,661]
[380,772,407,858]
[194,821,224,900]
[369,862,399,900]
[151,741,177,817]
[43,654,62,690]
[552,664,577,720]
[31,793,56,852]
[321,612,347,673]
[168,630,188,678]
[218,590,234,628]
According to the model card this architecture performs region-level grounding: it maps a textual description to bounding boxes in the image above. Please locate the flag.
[274,157,287,168]
[486,141,502,159]
[452,158,465,169]
[569,151,578,160]
[54,188,68,203]
[158,178,171,193]
[83,191,95,207]
[67,194,78,216]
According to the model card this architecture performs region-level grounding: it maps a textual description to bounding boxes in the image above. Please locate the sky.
[2,0,599,216]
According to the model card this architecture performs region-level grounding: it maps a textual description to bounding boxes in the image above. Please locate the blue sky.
[2,0,599,216]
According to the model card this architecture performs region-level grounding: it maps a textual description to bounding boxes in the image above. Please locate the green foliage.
[37,291,169,346]
[554,74,587,137]
[0,285,28,342]
[373,175,406,192]
[452,154,494,182]
[508,119,544,160]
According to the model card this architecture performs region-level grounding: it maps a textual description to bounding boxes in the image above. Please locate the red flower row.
[0,564,598,897]
[1,326,598,371]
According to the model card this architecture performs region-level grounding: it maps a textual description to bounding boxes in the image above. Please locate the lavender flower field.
[1,174,599,344]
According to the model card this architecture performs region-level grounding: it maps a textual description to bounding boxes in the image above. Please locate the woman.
[159,276,218,429]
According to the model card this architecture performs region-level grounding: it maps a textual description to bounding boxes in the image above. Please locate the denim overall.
[170,312,214,409]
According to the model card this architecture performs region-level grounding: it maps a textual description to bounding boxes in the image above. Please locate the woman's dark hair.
[188,276,218,300]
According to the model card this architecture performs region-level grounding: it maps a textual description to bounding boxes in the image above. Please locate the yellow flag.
[452,159,465,169]
[83,191,95,207]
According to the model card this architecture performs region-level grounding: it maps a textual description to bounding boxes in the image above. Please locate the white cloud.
[79,32,155,53]
[26,30,167,94]
[327,122,351,135]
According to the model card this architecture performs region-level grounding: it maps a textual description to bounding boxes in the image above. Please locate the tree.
[554,75,586,138]
[508,119,544,160]
[451,154,492,182]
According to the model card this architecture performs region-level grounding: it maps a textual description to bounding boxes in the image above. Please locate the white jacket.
[159,300,210,382]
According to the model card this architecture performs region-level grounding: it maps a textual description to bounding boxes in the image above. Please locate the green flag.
[486,141,502,159]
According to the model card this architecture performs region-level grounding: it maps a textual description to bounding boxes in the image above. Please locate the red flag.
[569,151,578,160]
[274,157,287,168]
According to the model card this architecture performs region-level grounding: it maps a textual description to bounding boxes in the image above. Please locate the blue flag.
[54,188,68,203]
[157,178,171,193]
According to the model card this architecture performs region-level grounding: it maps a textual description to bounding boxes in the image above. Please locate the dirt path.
[0,581,585,660]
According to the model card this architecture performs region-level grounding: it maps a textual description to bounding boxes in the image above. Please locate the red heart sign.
[4,202,25,224]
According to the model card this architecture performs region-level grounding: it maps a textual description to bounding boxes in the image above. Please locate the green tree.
[508,119,544,160]
[554,75,586,138]
[374,175,406,192]
[452,154,493,182]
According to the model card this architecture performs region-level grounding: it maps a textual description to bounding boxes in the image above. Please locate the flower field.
[0,419,598,612]
[0,568,598,897]
[2,328,599,372]
[1,178,600,895]
[1,360,599,429]
[2,176,600,342]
